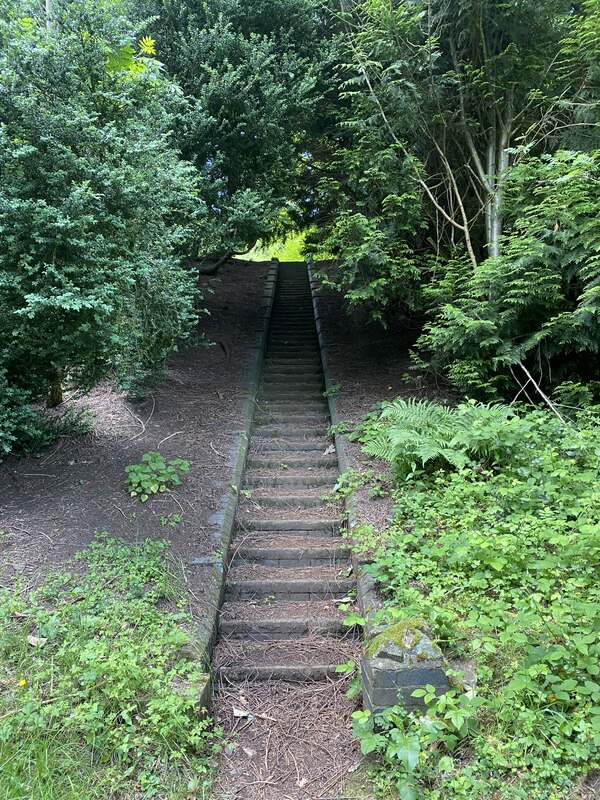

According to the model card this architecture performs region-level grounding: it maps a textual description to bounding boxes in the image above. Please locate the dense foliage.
[138,0,333,257]
[0,536,218,798]
[0,0,200,453]
[0,0,336,458]
[308,0,600,397]
[352,400,600,799]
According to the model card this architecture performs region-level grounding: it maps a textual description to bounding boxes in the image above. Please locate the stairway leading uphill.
[213,262,357,683]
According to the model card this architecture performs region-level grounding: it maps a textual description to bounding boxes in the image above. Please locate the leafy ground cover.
[349,402,600,799]
[0,536,220,800]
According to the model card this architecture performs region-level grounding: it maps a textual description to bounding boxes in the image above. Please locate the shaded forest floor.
[0,260,268,617]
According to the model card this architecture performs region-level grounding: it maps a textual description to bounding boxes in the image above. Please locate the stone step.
[231,540,350,568]
[243,472,337,489]
[256,399,328,410]
[248,438,331,451]
[268,334,318,341]
[254,413,329,426]
[225,565,355,601]
[263,358,321,366]
[258,391,325,402]
[252,425,329,438]
[267,352,321,360]
[239,493,328,509]
[261,373,324,383]
[215,637,358,682]
[246,455,338,469]
[219,600,348,639]
[257,402,328,414]
[262,375,323,386]
[238,518,342,535]
[266,342,317,348]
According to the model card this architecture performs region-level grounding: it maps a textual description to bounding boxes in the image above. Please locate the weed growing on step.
[352,402,600,799]
[125,451,190,502]
[0,535,220,799]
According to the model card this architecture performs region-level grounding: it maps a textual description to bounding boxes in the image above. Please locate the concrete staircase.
[213,262,356,684]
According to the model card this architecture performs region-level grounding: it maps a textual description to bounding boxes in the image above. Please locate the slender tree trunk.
[48,368,63,408]
[45,0,52,29]
[487,104,512,259]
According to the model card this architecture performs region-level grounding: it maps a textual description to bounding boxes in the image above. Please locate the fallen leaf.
[27,635,47,647]
[242,747,257,758]
[323,444,335,456]
[296,778,309,788]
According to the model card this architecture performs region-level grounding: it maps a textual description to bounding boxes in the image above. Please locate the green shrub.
[0,0,200,455]
[355,397,523,476]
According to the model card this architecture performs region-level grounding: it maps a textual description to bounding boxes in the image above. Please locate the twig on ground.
[129,395,156,442]
[157,431,184,449]
[210,441,229,459]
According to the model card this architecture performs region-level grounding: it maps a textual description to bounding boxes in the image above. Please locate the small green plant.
[125,451,190,502]
[356,397,533,476]
[336,658,362,699]
[323,383,342,398]
[322,469,371,506]
[160,513,182,527]
[328,420,353,436]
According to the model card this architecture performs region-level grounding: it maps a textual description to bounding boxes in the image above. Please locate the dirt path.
[0,260,268,617]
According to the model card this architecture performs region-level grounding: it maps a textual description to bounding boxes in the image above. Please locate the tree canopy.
[1,0,600,447]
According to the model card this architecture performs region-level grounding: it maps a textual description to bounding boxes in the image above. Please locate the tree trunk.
[48,369,63,407]
[197,250,234,275]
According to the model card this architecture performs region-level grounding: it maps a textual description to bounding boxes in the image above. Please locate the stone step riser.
[256,404,328,414]
[262,376,323,384]
[232,555,349,568]
[225,578,354,602]
[258,393,326,402]
[239,495,328,508]
[261,374,324,382]
[254,415,329,426]
[239,518,340,530]
[247,457,337,469]
[219,619,349,639]
[249,440,331,451]
[236,527,340,540]
[264,358,321,364]
[252,427,328,438]
[218,665,342,683]
[243,477,336,489]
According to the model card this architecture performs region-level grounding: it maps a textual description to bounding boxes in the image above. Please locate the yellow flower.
[138,36,156,56]
[18,679,27,687]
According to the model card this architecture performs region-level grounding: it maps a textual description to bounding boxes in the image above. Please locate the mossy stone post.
[362,620,449,713]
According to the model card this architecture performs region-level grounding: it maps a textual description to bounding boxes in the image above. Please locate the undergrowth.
[352,400,600,799]
[0,535,219,800]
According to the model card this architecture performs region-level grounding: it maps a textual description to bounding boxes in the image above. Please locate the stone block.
[361,620,449,714]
